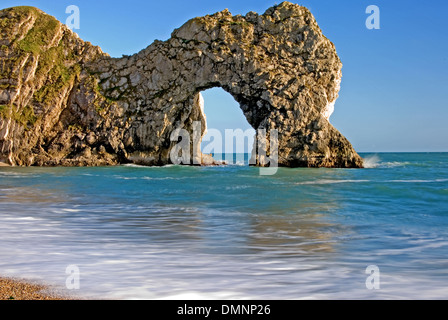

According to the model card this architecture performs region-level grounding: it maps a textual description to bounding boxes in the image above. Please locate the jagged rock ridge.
[0,3,364,168]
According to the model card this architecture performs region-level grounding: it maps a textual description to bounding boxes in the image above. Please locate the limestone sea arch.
[0,2,364,168]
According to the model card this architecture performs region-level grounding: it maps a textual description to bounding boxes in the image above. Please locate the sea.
[0,153,447,300]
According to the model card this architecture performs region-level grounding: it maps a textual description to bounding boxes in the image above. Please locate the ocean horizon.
[1,152,447,299]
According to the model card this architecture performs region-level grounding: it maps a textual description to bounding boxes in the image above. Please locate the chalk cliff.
[0,2,363,168]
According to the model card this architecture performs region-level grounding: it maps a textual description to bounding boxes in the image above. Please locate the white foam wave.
[113,175,138,180]
[122,164,147,168]
[158,291,245,300]
[381,161,411,168]
[142,177,185,181]
[0,172,36,177]
[296,179,370,185]
[388,179,448,183]
[362,155,411,169]
[363,155,380,168]
[122,164,177,168]
[111,175,185,181]
[61,208,82,213]
[225,185,250,190]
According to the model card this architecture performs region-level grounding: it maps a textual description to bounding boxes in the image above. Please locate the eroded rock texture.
[0,2,363,168]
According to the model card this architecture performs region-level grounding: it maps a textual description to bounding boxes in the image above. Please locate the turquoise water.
[0,153,447,299]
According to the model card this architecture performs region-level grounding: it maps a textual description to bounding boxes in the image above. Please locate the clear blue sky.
[1,0,447,152]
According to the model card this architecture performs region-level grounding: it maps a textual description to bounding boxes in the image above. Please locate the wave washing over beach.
[0,153,448,299]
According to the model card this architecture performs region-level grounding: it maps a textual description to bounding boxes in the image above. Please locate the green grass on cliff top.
[12,7,61,55]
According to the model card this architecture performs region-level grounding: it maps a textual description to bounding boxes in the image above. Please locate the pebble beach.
[0,277,73,300]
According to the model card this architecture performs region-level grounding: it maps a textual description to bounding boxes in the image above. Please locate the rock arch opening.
[199,88,256,165]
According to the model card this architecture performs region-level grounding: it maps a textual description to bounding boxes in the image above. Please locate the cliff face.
[0,3,364,168]
[0,6,108,166]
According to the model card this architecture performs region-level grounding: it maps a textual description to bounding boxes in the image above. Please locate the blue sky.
[1,0,447,152]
